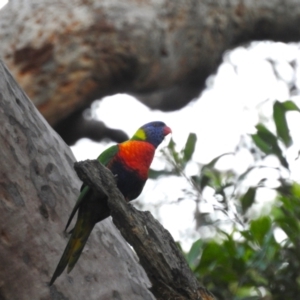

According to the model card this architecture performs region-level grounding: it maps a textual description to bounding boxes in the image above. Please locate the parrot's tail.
[49,219,94,286]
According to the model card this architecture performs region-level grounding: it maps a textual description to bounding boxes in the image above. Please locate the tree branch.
[74,159,215,300]
[1,0,300,126]
[54,110,128,145]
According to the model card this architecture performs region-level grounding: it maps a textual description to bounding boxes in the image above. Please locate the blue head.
[132,121,172,148]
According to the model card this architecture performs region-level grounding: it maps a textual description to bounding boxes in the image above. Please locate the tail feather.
[67,227,93,273]
[50,220,94,285]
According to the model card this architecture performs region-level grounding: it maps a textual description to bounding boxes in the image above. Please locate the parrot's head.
[132,121,172,148]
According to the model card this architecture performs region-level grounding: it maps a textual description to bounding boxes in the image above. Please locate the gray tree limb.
[74,159,215,300]
[0,0,299,127]
[0,58,154,299]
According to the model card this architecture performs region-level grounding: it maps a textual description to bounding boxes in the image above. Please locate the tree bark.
[0,59,155,299]
[1,0,299,127]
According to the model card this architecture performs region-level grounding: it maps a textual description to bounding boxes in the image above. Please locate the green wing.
[64,185,90,231]
[97,144,119,165]
[64,145,119,231]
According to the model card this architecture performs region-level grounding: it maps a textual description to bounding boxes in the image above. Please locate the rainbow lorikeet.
[50,121,171,285]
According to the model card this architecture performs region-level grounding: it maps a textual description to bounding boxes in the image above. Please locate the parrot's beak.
[163,126,172,136]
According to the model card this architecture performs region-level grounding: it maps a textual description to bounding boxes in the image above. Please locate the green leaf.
[251,134,271,154]
[252,124,289,169]
[148,169,173,179]
[248,269,269,285]
[273,101,292,147]
[196,153,233,190]
[167,137,176,151]
[274,216,300,244]
[192,174,210,190]
[167,138,180,164]
[250,216,272,245]
[201,168,223,189]
[197,242,222,271]
[240,187,256,214]
[255,124,278,147]
[205,152,233,169]
[282,100,300,112]
[186,239,203,268]
[292,182,300,198]
[199,174,210,190]
[183,133,197,163]
[237,166,256,183]
[240,230,254,242]
[235,286,261,298]
[222,235,236,257]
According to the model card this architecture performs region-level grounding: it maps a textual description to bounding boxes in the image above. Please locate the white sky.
[1,0,300,249]
[0,0,6,9]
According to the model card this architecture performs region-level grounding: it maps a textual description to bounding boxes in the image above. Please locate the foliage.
[155,100,300,299]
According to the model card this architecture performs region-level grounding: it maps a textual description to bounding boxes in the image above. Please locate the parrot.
[49,121,171,285]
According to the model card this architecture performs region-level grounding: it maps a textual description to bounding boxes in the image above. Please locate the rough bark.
[1,0,300,128]
[74,159,215,300]
[0,59,155,299]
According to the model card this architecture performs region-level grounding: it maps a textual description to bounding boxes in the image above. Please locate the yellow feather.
[134,128,146,140]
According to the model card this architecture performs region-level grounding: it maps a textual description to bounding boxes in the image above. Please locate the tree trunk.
[1,0,300,126]
[0,59,155,299]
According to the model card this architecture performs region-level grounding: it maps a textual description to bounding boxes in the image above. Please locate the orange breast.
[117,141,155,180]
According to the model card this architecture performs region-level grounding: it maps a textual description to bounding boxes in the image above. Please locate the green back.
[97,144,119,166]
[65,144,119,231]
